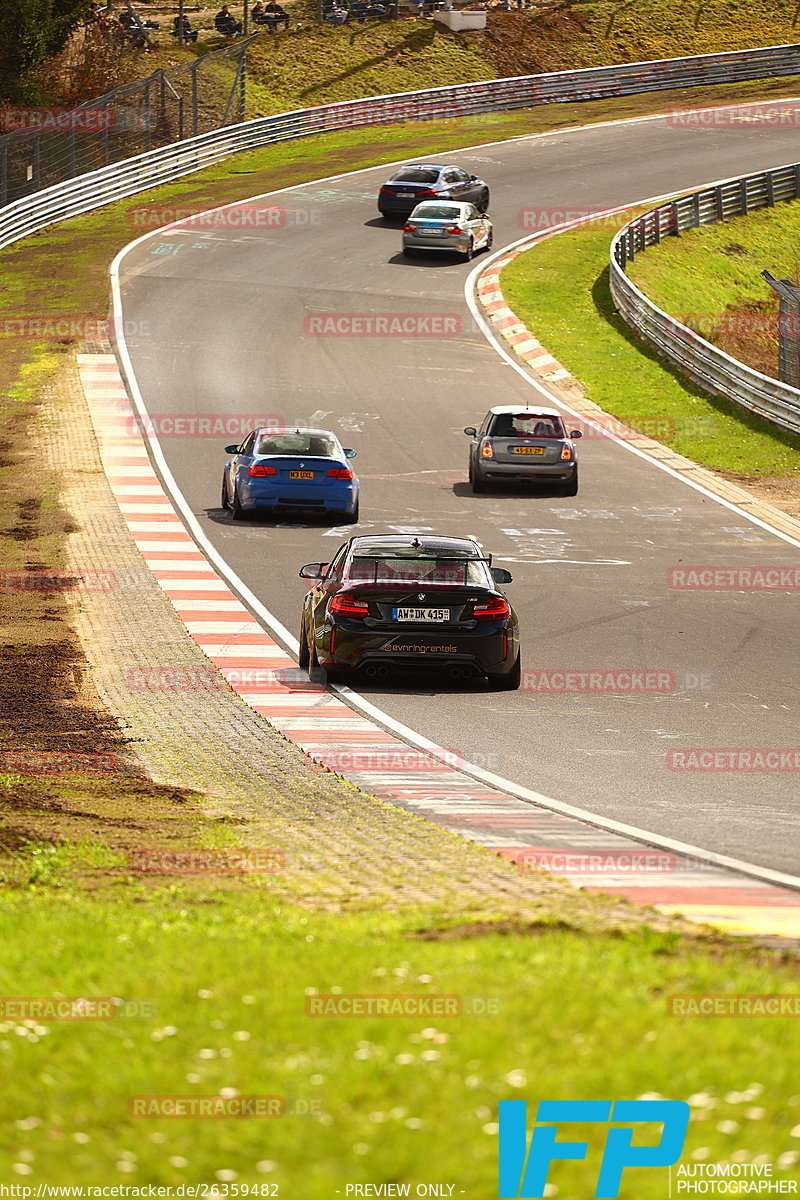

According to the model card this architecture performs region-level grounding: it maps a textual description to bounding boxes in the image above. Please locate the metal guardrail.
[610,164,800,436]
[3,42,800,253]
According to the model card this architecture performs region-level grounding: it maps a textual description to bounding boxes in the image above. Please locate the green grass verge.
[1,892,798,1191]
[501,217,800,476]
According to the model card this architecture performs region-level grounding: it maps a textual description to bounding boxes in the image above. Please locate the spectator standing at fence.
[215,5,243,34]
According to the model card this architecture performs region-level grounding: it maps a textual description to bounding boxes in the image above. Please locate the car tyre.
[484,229,493,252]
[298,618,310,669]
[469,459,486,494]
[402,247,415,257]
[479,190,490,212]
[231,484,248,521]
[561,468,579,497]
[308,640,327,685]
[463,237,474,263]
[221,475,230,510]
[487,655,521,692]
[343,500,360,523]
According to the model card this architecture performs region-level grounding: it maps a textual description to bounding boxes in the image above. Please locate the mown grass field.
[1,884,799,1191]
[627,198,800,378]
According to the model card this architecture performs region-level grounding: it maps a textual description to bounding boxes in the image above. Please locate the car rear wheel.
[463,238,474,262]
[231,484,247,521]
[298,619,310,669]
[469,459,485,494]
[308,640,327,685]
[402,247,415,257]
[221,475,230,510]
[562,468,579,497]
[487,655,521,691]
[484,229,493,252]
[342,500,360,523]
[479,190,490,212]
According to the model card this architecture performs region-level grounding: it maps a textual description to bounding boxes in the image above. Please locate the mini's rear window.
[391,168,439,183]
[489,414,566,439]
[256,433,338,457]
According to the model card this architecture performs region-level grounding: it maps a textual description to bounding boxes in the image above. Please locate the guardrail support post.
[714,185,724,221]
[766,171,776,207]
[740,178,749,215]
[692,192,701,227]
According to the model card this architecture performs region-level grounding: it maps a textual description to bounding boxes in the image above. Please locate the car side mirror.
[470,174,478,181]
[464,426,477,437]
[299,562,328,579]
[570,430,583,439]
[343,448,357,459]
[491,567,513,584]
[225,444,240,454]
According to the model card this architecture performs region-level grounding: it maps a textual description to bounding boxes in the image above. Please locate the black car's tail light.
[326,467,354,480]
[248,463,277,477]
[417,188,438,197]
[473,596,510,621]
[330,593,370,618]
[379,186,392,195]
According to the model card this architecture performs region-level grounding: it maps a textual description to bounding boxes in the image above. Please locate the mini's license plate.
[289,470,315,479]
[511,446,545,455]
[393,607,449,622]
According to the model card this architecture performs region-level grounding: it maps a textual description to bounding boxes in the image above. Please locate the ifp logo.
[498,1099,690,1198]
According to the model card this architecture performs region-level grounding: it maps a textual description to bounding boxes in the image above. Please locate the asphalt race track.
[116,107,800,876]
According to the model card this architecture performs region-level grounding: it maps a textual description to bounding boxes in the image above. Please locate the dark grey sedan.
[465,405,583,496]
[378,162,490,219]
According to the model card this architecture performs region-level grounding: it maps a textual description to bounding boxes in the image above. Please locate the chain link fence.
[0,34,259,208]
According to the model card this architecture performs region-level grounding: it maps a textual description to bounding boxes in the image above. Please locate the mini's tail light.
[480,438,494,459]
[330,593,370,618]
[248,463,277,477]
[326,467,354,480]
[472,596,510,621]
[561,445,573,460]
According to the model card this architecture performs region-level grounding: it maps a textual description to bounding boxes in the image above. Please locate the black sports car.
[298,534,520,689]
[377,163,490,220]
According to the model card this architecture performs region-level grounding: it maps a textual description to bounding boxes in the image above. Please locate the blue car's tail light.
[326,467,354,480]
[248,463,278,477]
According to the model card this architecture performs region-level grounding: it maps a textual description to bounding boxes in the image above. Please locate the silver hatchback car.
[403,201,493,262]
[465,405,583,496]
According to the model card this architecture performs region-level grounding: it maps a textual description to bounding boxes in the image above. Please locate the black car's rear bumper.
[320,622,517,675]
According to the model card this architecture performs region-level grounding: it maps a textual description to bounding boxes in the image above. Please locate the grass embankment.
[1,890,799,1190]
[39,0,800,116]
[627,199,800,380]
[2,113,800,1188]
[501,215,800,480]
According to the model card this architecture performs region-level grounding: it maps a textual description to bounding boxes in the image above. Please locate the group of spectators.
[322,0,395,22]
[84,2,160,49]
